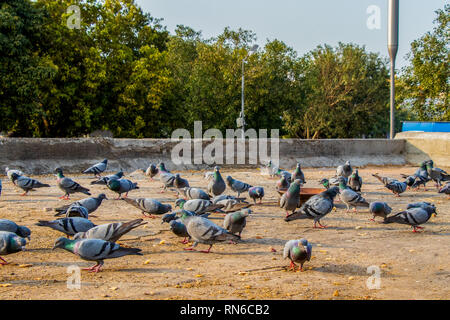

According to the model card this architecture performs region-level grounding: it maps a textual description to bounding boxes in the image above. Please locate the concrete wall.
[395,132,450,167]
[0,138,408,174]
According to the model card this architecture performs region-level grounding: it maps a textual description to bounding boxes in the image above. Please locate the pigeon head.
[299,238,309,247]
[17,226,31,240]
[424,205,437,216]
[102,159,108,164]
[214,166,221,172]
[175,199,186,208]
[98,193,108,201]
[319,178,329,188]
[161,213,177,224]
[10,172,20,181]
[53,237,71,250]
[226,176,233,184]
[169,220,184,232]
[241,209,252,217]
[9,235,27,253]
[158,162,167,171]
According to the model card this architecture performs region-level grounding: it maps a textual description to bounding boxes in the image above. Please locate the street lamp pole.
[388,0,399,139]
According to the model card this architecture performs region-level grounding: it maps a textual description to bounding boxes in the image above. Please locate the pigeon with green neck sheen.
[0,231,27,265]
[82,159,107,178]
[338,180,369,212]
[10,173,50,196]
[223,209,251,238]
[55,168,91,200]
[53,237,142,272]
[107,178,139,199]
[285,187,340,229]
[276,175,290,195]
[292,163,306,184]
[279,179,302,217]
[179,212,240,253]
[283,239,312,272]
[122,198,171,218]
[0,219,31,240]
[248,186,264,204]
[348,169,362,192]
[207,166,226,197]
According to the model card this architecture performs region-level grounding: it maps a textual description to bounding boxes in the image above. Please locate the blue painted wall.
[402,122,450,132]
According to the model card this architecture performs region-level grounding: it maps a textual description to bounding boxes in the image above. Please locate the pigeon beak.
[27,236,31,241]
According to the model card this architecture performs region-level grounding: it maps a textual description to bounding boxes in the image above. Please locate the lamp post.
[388,0,399,139]
[240,44,259,139]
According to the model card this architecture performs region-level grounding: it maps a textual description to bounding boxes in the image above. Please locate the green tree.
[398,4,449,121]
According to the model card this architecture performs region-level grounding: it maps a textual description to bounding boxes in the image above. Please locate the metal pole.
[388,0,399,139]
[241,59,245,139]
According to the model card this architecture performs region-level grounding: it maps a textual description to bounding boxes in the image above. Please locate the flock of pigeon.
[0,158,449,273]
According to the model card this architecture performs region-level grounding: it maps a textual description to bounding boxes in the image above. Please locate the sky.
[137,0,447,69]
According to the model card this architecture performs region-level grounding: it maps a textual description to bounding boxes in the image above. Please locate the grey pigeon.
[223,209,251,238]
[179,212,240,253]
[338,179,369,212]
[36,217,96,236]
[285,187,340,229]
[144,163,159,180]
[336,161,352,178]
[168,220,191,244]
[0,219,31,240]
[372,173,407,196]
[279,179,302,216]
[226,176,252,197]
[406,202,436,211]
[283,239,312,272]
[73,219,147,242]
[276,175,290,195]
[426,161,450,188]
[122,198,172,218]
[248,186,265,204]
[107,178,139,199]
[179,187,210,201]
[215,198,252,213]
[369,202,392,221]
[0,231,27,265]
[90,171,123,185]
[211,195,247,205]
[348,169,362,192]
[267,160,291,181]
[439,182,450,199]
[10,173,50,196]
[53,237,142,272]
[383,206,437,232]
[319,178,330,190]
[82,159,107,177]
[54,194,108,216]
[292,163,306,184]
[55,168,91,200]
[207,166,226,196]
[174,173,190,193]
[175,198,223,215]
[158,163,175,193]
[65,205,89,219]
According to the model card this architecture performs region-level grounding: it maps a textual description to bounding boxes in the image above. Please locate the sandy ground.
[0,165,449,300]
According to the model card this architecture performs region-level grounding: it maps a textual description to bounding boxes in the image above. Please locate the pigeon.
[73,219,147,242]
[54,194,108,216]
[107,178,139,199]
[10,173,51,196]
[158,163,175,193]
[285,187,340,229]
[0,231,27,265]
[248,186,264,204]
[36,217,96,236]
[168,220,191,244]
[319,178,330,190]
[55,168,91,200]
[211,195,247,205]
[267,160,291,180]
[179,212,240,253]
[383,205,437,232]
[336,161,353,178]
[65,205,89,219]
[215,198,253,213]
[53,237,142,272]
[5,167,24,184]
[179,187,210,201]
[90,171,124,185]
[122,198,172,218]
[369,202,392,222]
[411,175,430,191]
[283,239,312,272]
[279,179,302,216]
[292,163,306,184]
[439,182,450,199]
[0,219,31,240]
[372,173,407,196]
[161,210,198,224]
[426,162,450,188]
[348,169,362,192]
[338,179,369,212]
[223,209,251,238]
[175,199,223,215]
[174,173,190,192]
[144,163,159,180]
[82,159,108,178]
[226,176,252,197]
[406,202,436,211]
[276,175,291,195]
[207,166,226,196]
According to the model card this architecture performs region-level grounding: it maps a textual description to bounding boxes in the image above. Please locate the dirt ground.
[0,165,449,300]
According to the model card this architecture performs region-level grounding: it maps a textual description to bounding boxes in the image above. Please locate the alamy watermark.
[66,5,81,30]
[366,265,381,289]
[171,121,280,166]
[366,5,381,30]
